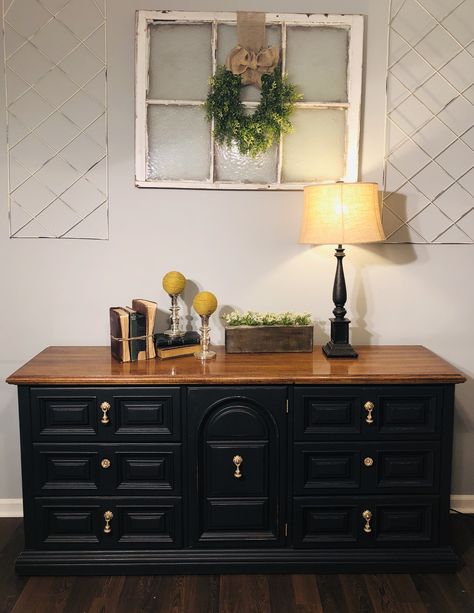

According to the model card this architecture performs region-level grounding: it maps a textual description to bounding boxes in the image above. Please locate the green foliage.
[204,66,301,157]
[222,311,312,327]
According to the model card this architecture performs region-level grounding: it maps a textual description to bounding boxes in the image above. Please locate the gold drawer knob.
[363,457,374,467]
[362,509,372,533]
[103,510,113,534]
[100,401,111,424]
[101,458,111,469]
[364,401,374,424]
[233,455,243,479]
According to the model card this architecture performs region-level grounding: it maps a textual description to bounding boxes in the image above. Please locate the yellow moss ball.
[162,271,186,296]
[193,291,218,317]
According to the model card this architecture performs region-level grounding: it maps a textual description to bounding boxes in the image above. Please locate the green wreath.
[204,66,300,158]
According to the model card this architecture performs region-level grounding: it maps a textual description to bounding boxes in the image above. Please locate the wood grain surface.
[6,345,465,386]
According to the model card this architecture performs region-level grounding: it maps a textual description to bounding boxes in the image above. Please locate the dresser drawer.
[206,442,268,497]
[30,387,181,441]
[293,496,439,548]
[294,442,440,494]
[294,386,443,440]
[32,444,181,496]
[33,497,182,549]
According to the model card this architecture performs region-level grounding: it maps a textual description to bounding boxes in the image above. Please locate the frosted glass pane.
[147,106,210,181]
[149,24,211,100]
[286,27,348,102]
[215,142,277,183]
[217,24,281,102]
[282,109,346,182]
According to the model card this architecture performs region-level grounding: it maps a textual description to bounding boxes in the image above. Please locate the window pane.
[148,24,212,100]
[137,12,363,189]
[217,24,281,102]
[282,109,346,182]
[286,26,348,103]
[147,105,210,180]
[215,142,278,183]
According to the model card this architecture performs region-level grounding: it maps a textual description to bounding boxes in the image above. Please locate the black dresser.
[7,345,465,575]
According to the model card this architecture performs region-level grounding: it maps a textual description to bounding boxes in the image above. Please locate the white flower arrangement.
[222,310,312,327]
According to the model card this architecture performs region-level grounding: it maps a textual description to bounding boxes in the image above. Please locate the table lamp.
[299,182,385,358]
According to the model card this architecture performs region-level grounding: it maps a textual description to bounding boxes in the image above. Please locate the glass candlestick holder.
[162,271,186,339]
[194,315,216,360]
[164,294,185,338]
[192,291,218,361]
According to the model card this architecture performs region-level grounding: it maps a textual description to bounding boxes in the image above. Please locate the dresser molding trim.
[15,547,459,575]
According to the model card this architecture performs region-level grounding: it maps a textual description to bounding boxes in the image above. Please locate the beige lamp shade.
[300,182,386,245]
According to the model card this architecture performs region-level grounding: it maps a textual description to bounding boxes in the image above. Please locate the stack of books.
[154,331,201,359]
[109,299,157,362]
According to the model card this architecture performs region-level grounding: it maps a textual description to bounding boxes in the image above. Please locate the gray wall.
[0,0,473,502]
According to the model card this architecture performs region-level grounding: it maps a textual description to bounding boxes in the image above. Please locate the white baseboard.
[0,496,472,519]
[0,499,23,517]
[450,495,474,514]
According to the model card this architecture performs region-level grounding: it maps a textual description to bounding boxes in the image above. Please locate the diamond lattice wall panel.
[3,0,108,239]
[383,0,474,243]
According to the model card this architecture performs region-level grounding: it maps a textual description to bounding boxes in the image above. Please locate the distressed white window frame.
[135,11,363,190]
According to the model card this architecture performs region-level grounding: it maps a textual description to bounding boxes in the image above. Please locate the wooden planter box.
[225,325,313,353]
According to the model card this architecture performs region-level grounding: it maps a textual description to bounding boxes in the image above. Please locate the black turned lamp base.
[323,317,358,358]
[323,340,358,358]
[323,244,359,361]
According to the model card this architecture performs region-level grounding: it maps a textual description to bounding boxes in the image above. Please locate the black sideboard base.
[16,547,460,576]
[8,347,465,577]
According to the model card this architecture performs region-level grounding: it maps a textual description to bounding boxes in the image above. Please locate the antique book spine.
[132,299,157,359]
[154,331,201,349]
[156,344,200,359]
[109,307,131,362]
[123,308,146,361]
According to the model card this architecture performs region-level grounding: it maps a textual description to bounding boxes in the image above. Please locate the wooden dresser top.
[6,345,465,386]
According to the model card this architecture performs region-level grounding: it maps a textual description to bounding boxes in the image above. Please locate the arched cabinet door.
[187,386,287,548]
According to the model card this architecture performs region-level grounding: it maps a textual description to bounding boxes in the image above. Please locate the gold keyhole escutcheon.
[233,455,243,479]
[103,510,113,534]
[362,509,372,533]
[101,458,111,469]
[364,401,375,424]
[100,401,111,424]
[363,457,374,467]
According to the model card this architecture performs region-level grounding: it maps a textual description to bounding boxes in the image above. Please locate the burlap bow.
[225,45,280,88]
[225,12,280,89]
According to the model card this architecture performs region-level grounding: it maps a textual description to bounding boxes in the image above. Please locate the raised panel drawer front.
[31,389,99,438]
[293,496,439,548]
[294,442,440,494]
[34,497,182,549]
[110,390,179,439]
[206,442,268,496]
[32,444,181,495]
[294,386,443,440]
[115,500,182,548]
[203,498,274,539]
[187,386,287,547]
[30,387,180,441]
[294,388,362,438]
[376,388,441,436]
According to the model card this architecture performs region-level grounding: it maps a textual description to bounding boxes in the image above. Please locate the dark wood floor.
[2,516,474,613]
